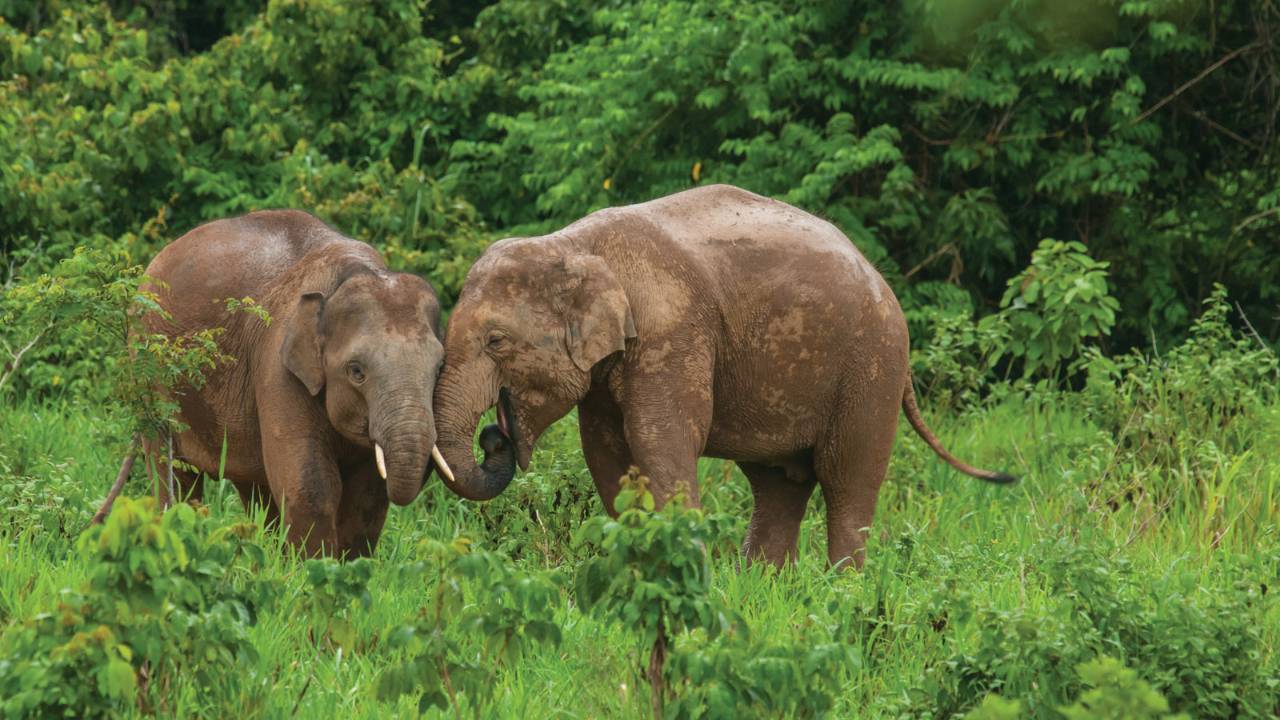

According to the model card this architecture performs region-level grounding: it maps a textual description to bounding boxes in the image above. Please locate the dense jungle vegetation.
[0,0,1278,717]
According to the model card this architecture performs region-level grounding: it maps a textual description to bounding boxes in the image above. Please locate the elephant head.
[433,238,635,500]
[282,269,451,505]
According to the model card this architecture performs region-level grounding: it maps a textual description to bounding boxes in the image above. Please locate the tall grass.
[0,375,1276,717]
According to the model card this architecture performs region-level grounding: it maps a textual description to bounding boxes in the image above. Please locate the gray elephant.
[431,184,1014,568]
[122,210,453,557]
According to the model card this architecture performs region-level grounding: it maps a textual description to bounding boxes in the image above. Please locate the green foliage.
[1082,284,1279,457]
[301,557,372,650]
[910,304,1011,409]
[574,473,734,648]
[664,630,850,719]
[904,536,1276,719]
[0,497,275,718]
[964,656,1192,720]
[377,537,563,715]
[1076,286,1279,531]
[5,0,1279,367]
[471,416,603,565]
[575,471,737,716]
[1,2,1279,718]
[0,248,230,441]
[962,694,1023,720]
[1059,656,1189,720]
[1000,239,1119,379]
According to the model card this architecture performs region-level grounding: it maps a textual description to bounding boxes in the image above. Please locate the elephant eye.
[347,362,367,384]
[486,332,509,352]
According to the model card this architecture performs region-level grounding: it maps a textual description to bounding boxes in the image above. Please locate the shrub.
[901,536,1276,718]
[910,308,1011,409]
[1000,239,1120,380]
[300,557,373,650]
[574,470,737,718]
[1059,656,1190,720]
[665,630,850,720]
[0,497,275,718]
[470,415,602,565]
[1081,285,1279,460]
[377,537,564,715]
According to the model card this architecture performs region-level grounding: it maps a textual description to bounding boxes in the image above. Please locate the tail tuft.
[986,471,1019,485]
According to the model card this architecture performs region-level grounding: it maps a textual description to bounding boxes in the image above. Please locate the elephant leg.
[814,388,901,571]
[611,340,714,508]
[620,391,710,508]
[578,384,634,516]
[738,461,817,568]
[260,434,341,556]
[335,462,389,559]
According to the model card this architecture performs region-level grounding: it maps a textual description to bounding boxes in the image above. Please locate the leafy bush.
[0,248,229,437]
[5,0,1280,361]
[1044,539,1274,719]
[377,537,563,715]
[901,536,1277,719]
[910,307,1011,409]
[574,471,737,717]
[470,416,603,565]
[0,456,98,539]
[300,557,373,650]
[665,630,850,720]
[1000,239,1120,380]
[1059,656,1189,720]
[967,656,1191,720]
[1082,285,1279,458]
[0,497,276,718]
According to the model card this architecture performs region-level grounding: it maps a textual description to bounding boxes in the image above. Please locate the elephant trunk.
[432,361,516,501]
[373,397,434,506]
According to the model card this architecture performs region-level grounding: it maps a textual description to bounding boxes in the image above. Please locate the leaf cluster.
[0,497,276,718]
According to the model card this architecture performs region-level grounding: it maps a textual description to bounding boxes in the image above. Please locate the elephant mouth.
[478,387,529,471]
[495,386,520,449]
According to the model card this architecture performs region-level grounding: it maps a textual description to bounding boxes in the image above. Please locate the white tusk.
[375,443,387,480]
[431,445,455,485]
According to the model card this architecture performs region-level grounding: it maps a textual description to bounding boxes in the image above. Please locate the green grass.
[1,390,1278,718]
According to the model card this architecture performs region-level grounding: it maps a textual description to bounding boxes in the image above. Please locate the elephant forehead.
[461,299,557,335]
[328,275,437,336]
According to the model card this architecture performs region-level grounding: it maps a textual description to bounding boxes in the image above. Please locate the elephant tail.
[90,433,141,526]
[901,376,1018,484]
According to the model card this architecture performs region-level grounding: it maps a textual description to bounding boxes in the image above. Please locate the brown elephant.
[128,210,452,557]
[432,184,1014,568]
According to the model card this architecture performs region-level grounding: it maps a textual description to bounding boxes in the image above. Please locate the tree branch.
[0,325,50,395]
[1130,42,1261,126]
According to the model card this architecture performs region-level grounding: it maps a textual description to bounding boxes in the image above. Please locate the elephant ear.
[281,291,326,396]
[561,255,637,373]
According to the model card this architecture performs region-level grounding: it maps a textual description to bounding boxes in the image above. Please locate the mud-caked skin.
[433,184,1015,569]
[143,210,445,557]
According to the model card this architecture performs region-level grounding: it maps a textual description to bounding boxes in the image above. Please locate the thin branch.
[91,434,142,526]
[165,430,176,509]
[1186,109,1261,151]
[606,105,679,186]
[1232,206,1280,235]
[904,242,959,279]
[0,325,49,395]
[1130,42,1261,126]
[1236,301,1277,356]
[907,125,955,146]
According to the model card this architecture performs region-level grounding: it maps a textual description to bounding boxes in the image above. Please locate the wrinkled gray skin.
[433,185,1014,569]
[143,210,444,557]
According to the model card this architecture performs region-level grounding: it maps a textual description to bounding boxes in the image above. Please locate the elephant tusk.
[375,443,388,480]
[431,444,455,485]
